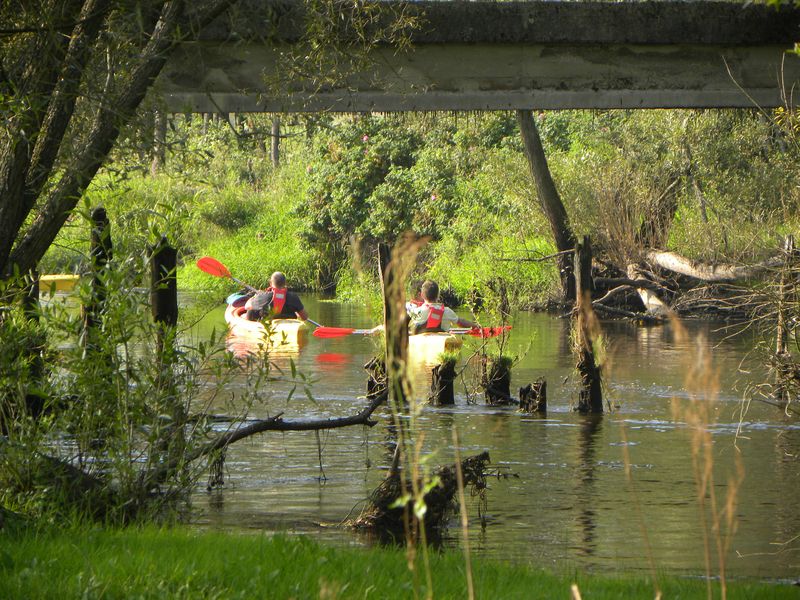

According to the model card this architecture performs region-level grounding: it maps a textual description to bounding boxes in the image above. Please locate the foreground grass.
[0,528,795,599]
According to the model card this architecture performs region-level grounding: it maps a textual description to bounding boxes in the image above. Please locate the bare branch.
[141,392,387,490]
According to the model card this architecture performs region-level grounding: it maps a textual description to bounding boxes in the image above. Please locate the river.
[189,294,800,580]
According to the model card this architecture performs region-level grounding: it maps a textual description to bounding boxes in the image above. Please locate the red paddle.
[466,325,512,338]
[196,256,324,328]
[313,325,511,339]
[313,326,380,338]
[196,256,258,292]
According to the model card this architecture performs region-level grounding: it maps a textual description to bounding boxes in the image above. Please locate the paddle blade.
[468,325,512,338]
[313,327,356,339]
[197,256,231,278]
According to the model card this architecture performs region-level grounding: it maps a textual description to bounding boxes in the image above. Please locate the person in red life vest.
[407,280,477,334]
[244,271,308,321]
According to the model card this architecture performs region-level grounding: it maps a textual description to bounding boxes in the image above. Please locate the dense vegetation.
[40,109,800,310]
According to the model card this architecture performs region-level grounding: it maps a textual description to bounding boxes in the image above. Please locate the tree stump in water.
[574,236,603,414]
[350,451,490,536]
[519,378,547,414]
[482,355,514,405]
[430,355,457,405]
[364,356,387,401]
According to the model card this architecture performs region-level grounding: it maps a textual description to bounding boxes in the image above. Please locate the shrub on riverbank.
[0,527,795,599]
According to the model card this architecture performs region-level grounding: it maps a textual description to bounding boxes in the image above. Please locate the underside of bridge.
[158,0,800,113]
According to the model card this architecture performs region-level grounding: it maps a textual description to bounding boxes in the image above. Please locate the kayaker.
[245,272,308,321]
[407,280,478,334]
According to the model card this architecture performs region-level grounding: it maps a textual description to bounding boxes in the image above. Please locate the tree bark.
[517,109,576,302]
[150,109,168,176]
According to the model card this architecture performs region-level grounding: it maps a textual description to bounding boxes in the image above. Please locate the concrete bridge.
[158,0,800,113]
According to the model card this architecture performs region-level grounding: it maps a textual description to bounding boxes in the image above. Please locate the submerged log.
[519,378,547,414]
[351,451,490,534]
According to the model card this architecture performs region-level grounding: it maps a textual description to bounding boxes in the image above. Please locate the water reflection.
[573,416,602,560]
[188,295,800,579]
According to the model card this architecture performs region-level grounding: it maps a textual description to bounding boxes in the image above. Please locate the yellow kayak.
[408,331,463,366]
[224,303,308,352]
[39,274,80,294]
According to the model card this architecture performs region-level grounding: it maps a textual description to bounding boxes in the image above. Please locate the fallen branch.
[592,302,664,323]
[498,248,574,263]
[140,392,387,491]
[594,277,669,294]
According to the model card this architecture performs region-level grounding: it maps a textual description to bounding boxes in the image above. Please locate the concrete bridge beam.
[157,1,800,112]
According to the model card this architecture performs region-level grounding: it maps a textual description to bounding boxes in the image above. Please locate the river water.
[189,294,800,580]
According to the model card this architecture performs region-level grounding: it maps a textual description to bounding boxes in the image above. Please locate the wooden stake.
[574,235,603,414]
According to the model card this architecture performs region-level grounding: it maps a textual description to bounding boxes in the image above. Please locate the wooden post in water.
[150,235,178,355]
[83,207,112,340]
[481,355,514,405]
[776,235,795,356]
[574,236,603,414]
[378,243,410,408]
[430,356,457,405]
[775,235,795,405]
[364,356,387,401]
[149,235,183,463]
[271,116,281,167]
[519,378,547,414]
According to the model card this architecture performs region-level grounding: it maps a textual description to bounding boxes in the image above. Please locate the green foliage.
[0,251,278,523]
[40,107,800,309]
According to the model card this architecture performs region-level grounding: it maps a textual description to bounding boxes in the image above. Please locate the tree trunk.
[379,242,411,409]
[150,109,168,176]
[517,109,576,302]
[1,0,239,277]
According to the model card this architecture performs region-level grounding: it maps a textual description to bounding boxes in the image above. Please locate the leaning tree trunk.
[517,109,576,302]
[1,0,238,277]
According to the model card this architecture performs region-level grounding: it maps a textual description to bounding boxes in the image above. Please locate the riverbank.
[0,527,795,599]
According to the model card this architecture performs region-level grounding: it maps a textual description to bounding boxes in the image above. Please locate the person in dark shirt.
[244,272,308,321]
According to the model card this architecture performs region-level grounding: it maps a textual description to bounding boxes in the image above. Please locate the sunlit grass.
[0,527,796,599]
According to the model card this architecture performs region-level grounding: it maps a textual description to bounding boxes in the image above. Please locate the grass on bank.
[0,527,796,599]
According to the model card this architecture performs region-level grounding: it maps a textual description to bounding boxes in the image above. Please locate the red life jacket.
[270,288,287,315]
[425,303,445,330]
